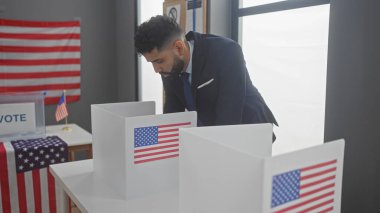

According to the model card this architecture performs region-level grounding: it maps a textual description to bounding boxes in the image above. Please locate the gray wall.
[116,0,137,102]
[0,0,138,132]
[325,0,380,212]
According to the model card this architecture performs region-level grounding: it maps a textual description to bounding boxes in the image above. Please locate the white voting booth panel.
[91,101,197,202]
[179,124,345,213]
[179,124,273,213]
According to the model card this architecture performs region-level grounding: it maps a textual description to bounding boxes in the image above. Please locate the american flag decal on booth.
[134,122,192,164]
[0,136,68,213]
[0,19,81,104]
[271,159,337,213]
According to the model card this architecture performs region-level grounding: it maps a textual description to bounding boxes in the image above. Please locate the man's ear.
[173,40,185,56]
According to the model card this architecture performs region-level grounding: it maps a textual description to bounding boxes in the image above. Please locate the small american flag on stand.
[55,92,68,122]
[270,159,338,213]
[134,122,192,164]
[0,136,68,213]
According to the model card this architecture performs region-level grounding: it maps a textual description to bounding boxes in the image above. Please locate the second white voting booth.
[179,124,345,213]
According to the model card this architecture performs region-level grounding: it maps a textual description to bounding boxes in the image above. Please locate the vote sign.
[0,103,36,136]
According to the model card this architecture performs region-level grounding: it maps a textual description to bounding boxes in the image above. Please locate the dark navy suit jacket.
[162,31,278,127]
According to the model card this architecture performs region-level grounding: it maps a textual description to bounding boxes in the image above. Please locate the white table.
[46,123,92,212]
[50,160,178,213]
[46,123,92,161]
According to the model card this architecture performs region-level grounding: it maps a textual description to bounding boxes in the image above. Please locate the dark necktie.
[180,72,203,126]
[180,72,195,111]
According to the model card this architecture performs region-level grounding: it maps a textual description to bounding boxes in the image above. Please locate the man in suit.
[135,15,278,129]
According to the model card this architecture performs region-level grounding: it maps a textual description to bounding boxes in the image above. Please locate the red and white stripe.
[272,159,337,213]
[0,142,59,213]
[55,103,68,122]
[134,122,192,164]
[0,19,81,105]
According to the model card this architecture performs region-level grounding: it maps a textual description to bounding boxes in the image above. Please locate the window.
[234,1,330,154]
[138,0,165,114]
[242,0,285,8]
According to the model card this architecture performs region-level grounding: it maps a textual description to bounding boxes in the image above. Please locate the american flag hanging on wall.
[0,19,81,104]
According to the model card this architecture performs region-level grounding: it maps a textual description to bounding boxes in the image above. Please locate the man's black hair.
[134,15,182,55]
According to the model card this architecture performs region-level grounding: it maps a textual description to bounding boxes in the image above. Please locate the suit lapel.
[187,32,204,106]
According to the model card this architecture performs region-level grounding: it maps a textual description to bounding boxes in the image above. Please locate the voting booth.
[47,100,346,213]
[179,124,345,213]
[91,101,197,204]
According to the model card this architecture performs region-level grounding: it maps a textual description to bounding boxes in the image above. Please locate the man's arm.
[214,43,247,125]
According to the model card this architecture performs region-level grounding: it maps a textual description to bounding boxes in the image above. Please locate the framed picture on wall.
[163,0,187,31]
[163,0,207,33]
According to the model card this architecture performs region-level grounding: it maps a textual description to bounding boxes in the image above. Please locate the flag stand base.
[62,126,72,132]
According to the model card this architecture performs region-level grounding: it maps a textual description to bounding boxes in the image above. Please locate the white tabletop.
[46,123,92,146]
[50,160,178,213]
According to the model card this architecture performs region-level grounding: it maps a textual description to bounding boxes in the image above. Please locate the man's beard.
[160,56,184,79]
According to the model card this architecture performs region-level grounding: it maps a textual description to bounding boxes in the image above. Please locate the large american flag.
[271,159,337,213]
[134,122,192,164]
[0,136,68,213]
[0,19,81,104]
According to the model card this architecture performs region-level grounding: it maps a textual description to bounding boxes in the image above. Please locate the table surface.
[50,159,178,213]
[46,123,92,146]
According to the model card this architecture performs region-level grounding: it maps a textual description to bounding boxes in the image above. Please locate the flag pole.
[62,90,72,132]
